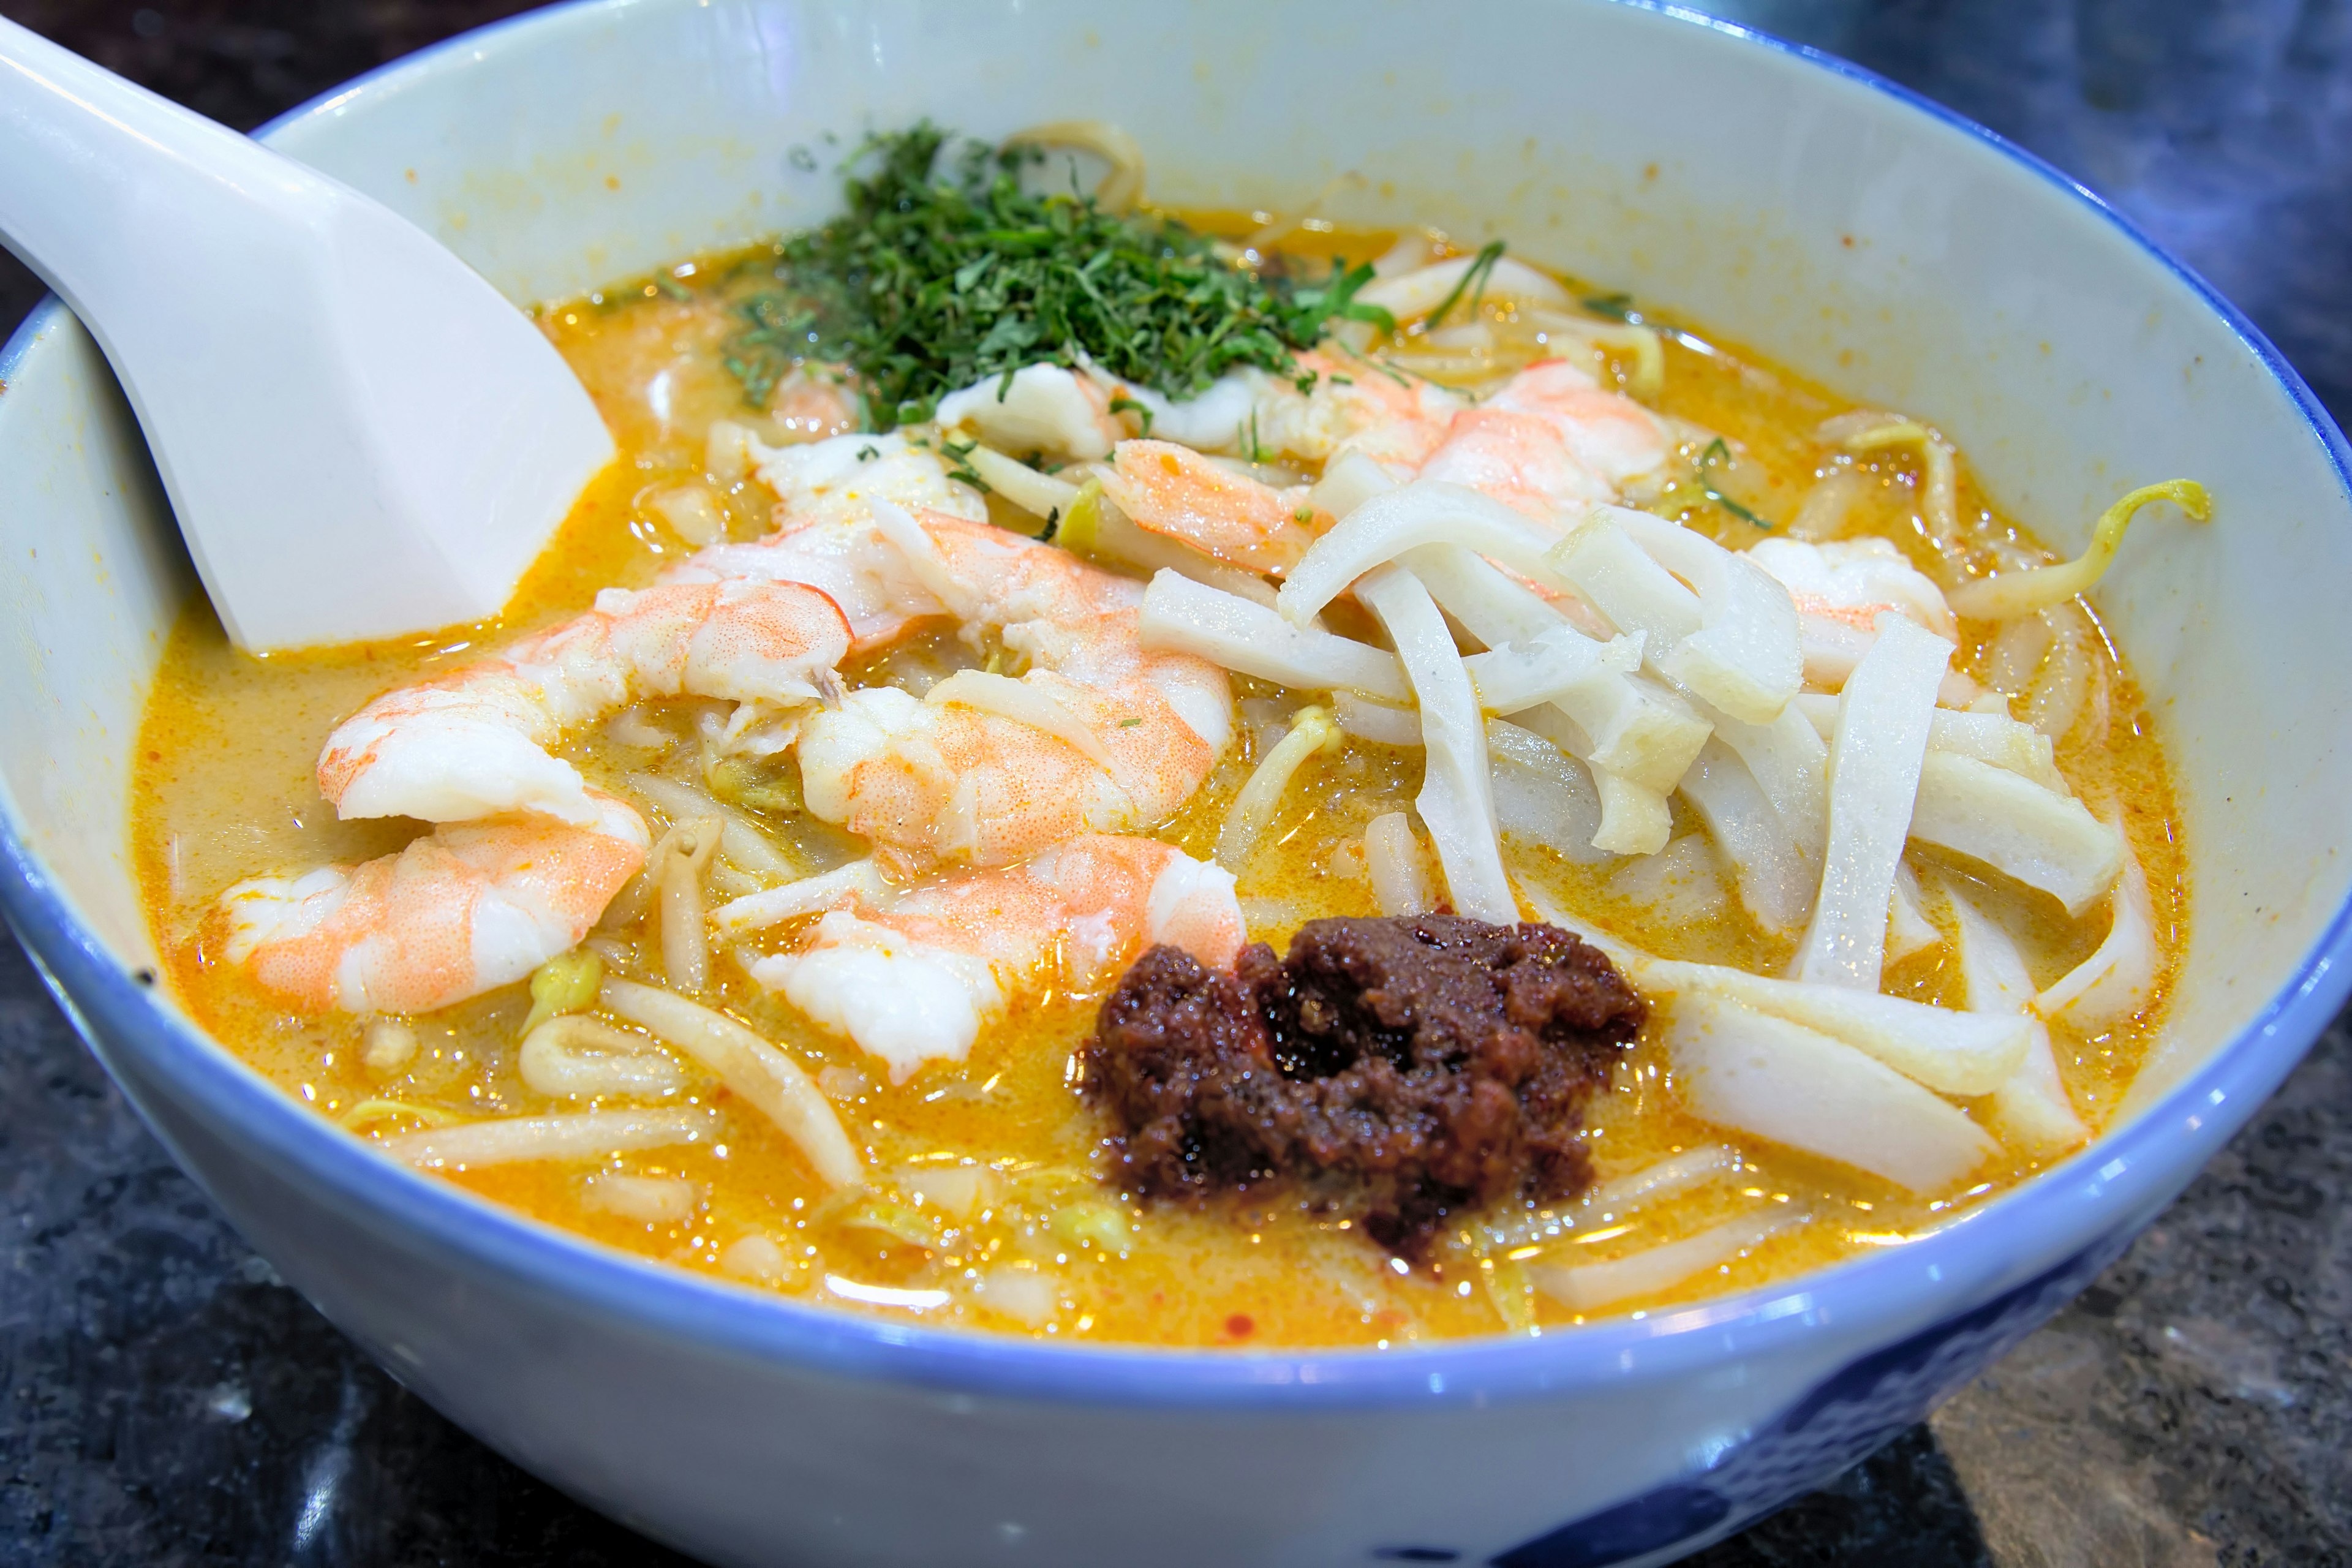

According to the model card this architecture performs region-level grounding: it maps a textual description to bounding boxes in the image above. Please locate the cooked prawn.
[1096,439,1322,573]
[1079,357,1665,566]
[745,834,1243,1080]
[1229,349,1465,471]
[251,547,855,1013]
[318,577,854,826]
[936,363,1126,461]
[1414,359,1669,527]
[1747,537,1976,701]
[791,503,1234,869]
[681,431,989,649]
[223,791,650,1014]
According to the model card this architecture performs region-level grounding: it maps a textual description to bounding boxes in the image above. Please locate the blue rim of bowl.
[4,0,2349,1412]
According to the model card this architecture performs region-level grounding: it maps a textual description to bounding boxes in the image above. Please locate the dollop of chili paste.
[1082,914,1646,1257]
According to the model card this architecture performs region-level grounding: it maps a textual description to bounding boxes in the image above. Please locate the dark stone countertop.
[2,2,2348,1562]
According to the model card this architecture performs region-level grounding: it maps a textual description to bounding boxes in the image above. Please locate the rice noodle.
[1371,230,1435,278]
[1793,614,1952,990]
[1585,1145,1741,1213]
[1678,738,1812,935]
[658,816,722,991]
[1498,706,1665,854]
[1523,309,1665,401]
[1986,610,2054,696]
[1552,513,1703,660]
[1487,718,1609,863]
[381,1107,718,1170]
[1530,1208,1804,1313]
[518,1015,689,1099]
[1946,480,2209,620]
[2023,603,2092,741]
[1588,767,1674,856]
[1788,469,1868,541]
[1217,706,1342,870]
[1465,627,1645,717]
[1332,690,1422,746]
[1947,884,2089,1155]
[1306,450,1404,521]
[627,774,802,881]
[642,483,726,547]
[1702,705,1829,866]
[1923,710,2065,791]
[1355,254,1570,322]
[960,444,1082,524]
[706,420,760,484]
[1363,811,1436,916]
[600,978,862,1187]
[1278,482,1574,625]
[1606,834,1728,927]
[1833,417,1958,541]
[1004,120,1147,212]
[1887,861,1941,962]
[2035,840,2157,1030]
[927,670,1114,766]
[1640,954,2029,1094]
[361,1018,418,1076]
[1058,480,1280,606]
[1355,565,1517,921]
[712,858,891,936]
[1601,508,1803,723]
[1413,543,1709,796]
[1139,570,1409,701]
[583,1174,698,1225]
[1908,752,2122,915]
[707,861,761,899]
[1665,990,1999,1189]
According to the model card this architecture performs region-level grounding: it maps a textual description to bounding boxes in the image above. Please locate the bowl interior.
[3,0,2347,1300]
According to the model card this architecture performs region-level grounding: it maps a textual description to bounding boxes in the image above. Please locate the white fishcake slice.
[1666,990,1999,1193]
[1908,751,2123,915]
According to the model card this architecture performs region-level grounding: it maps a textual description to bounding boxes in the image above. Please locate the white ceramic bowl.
[5,3,2348,1564]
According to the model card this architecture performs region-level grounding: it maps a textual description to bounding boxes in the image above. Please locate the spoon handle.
[0,17,335,325]
[0,17,612,653]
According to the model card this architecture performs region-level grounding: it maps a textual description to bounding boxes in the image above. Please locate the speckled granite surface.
[2,2,2349,1562]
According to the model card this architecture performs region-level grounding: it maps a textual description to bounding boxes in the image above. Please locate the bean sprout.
[600,978,862,1188]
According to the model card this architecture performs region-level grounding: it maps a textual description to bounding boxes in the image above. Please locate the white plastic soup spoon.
[0,18,613,652]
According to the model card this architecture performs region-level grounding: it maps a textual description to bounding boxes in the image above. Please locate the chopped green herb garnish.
[854,443,880,462]
[723,124,1385,428]
[1107,394,1155,435]
[940,436,988,490]
[1698,437,1771,529]
[722,292,820,410]
[1583,292,1637,322]
[1427,239,1506,329]
[653,274,693,302]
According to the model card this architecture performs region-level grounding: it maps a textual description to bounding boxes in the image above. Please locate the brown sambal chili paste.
[1084,914,1646,1256]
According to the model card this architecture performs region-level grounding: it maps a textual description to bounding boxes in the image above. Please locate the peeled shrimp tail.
[224,791,650,1014]
[747,834,1243,1082]
[788,507,1235,870]
[319,578,853,825]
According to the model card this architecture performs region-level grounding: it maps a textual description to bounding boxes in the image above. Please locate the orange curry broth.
[129,222,2187,1348]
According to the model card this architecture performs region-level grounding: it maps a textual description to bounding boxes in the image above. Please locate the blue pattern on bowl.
[1494,1235,2131,1567]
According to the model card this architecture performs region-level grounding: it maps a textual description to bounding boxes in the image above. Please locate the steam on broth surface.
[132,126,2192,1348]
